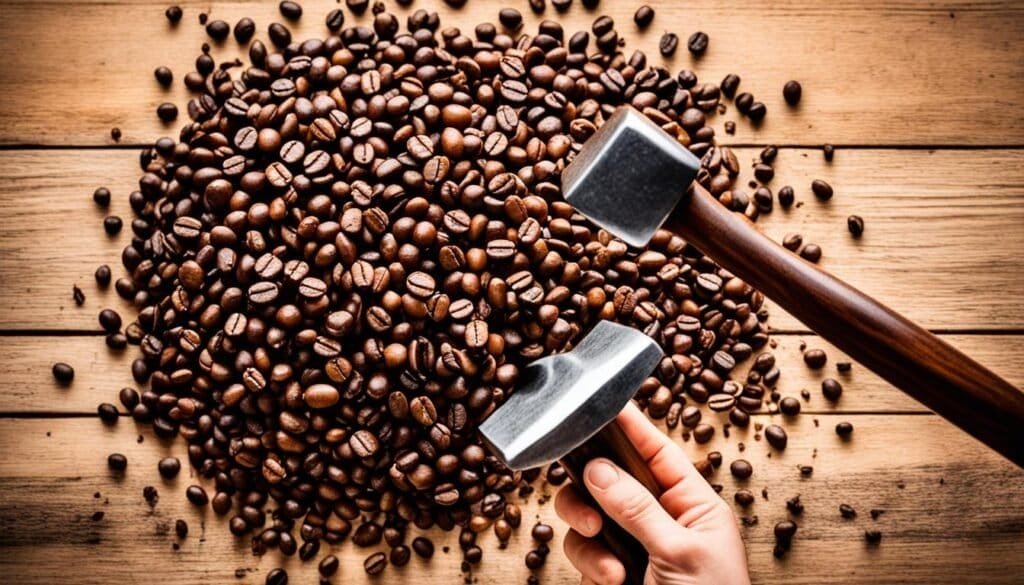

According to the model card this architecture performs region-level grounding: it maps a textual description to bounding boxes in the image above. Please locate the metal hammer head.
[561,106,702,247]
[479,321,663,470]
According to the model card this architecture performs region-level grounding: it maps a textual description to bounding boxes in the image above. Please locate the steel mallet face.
[560,106,702,247]
[479,321,663,470]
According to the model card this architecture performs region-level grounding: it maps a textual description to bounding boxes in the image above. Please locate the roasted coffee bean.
[158,457,181,479]
[232,17,256,43]
[765,424,788,450]
[811,179,834,201]
[325,8,344,31]
[823,144,835,162]
[268,22,292,48]
[783,80,803,106]
[730,459,753,479]
[279,1,302,20]
[165,5,183,23]
[103,216,123,235]
[799,244,822,263]
[364,552,387,575]
[93,187,111,207]
[499,8,522,30]
[777,185,795,208]
[687,31,709,55]
[156,102,178,122]
[390,544,411,567]
[412,536,435,558]
[839,504,857,519]
[786,495,805,515]
[775,520,797,541]
[98,403,119,425]
[634,5,654,27]
[779,396,801,416]
[319,555,340,576]
[865,530,883,544]
[266,568,288,585]
[108,453,128,471]
[206,19,230,40]
[175,519,189,539]
[154,66,173,87]
[720,73,741,98]
[72,284,85,306]
[531,523,554,543]
[747,102,767,122]
[836,421,854,437]
[693,423,715,444]
[847,215,865,237]
[98,308,122,333]
[186,485,209,506]
[659,32,678,56]
[53,362,75,384]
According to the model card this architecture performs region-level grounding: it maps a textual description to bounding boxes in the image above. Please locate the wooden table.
[0,1,1022,583]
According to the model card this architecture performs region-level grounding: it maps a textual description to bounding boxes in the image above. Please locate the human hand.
[554,402,751,585]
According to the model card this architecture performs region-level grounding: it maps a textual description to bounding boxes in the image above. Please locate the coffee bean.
[158,457,181,479]
[822,378,843,401]
[266,568,288,585]
[783,80,802,106]
[108,453,128,471]
[110,127,121,141]
[364,551,387,575]
[799,244,822,263]
[499,8,522,30]
[319,555,340,576]
[325,8,344,31]
[730,459,753,479]
[865,530,883,544]
[765,424,788,450]
[175,519,189,539]
[836,421,854,437]
[837,503,857,519]
[747,102,767,122]
[525,550,545,570]
[186,485,209,506]
[234,17,256,43]
[823,144,835,162]
[73,285,85,306]
[803,348,827,369]
[206,19,229,40]
[103,216,123,235]
[634,5,654,27]
[165,5,183,23]
[775,520,797,541]
[154,66,173,87]
[98,308,122,333]
[347,0,369,14]
[279,1,302,20]
[847,215,865,237]
[531,523,554,542]
[552,0,571,12]
[390,544,411,567]
[786,495,805,515]
[97,403,119,425]
[687,31,709,55]
[721,73,741,98]
[304,384,340,409]
[779,396,801,416]
[268,22,292,48]
[811,179,834,201]
[92,187,111,207]
[412,536,435,558]
[659,32,678,56]
[693,423,714,444]
[778,186,795,208]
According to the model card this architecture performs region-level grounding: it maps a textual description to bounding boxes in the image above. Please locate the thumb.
[584,458,685,555]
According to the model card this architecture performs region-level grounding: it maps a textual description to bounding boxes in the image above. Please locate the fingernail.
[585,458,619,491]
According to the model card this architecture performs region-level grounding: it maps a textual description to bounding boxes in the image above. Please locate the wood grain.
[5,333,1022,415]
[1,148,1022,331]
[0,415,1020,585]
[0,0,1021,145]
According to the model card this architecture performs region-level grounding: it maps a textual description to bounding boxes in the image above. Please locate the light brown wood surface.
[0,0,1022,584]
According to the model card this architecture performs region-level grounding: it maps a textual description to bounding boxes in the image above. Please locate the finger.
[563,529,627,585]
[583,457,685,554]
[616,402,721,519]
[555,485,602,538]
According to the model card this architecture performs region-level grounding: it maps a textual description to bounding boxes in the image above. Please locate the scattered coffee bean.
[318,555,339,576]
[92,187,111,207]
[765,424,788,450]
[687,31,709,55]
[498,8,522,30]
[532,523,554,543]
[840,504,857,519]
[864,529,883,544]
[779,396,801,416]
[847,215,865,237]
[800,244,822,263]
[110,127,121,141]
[266,568,288,585]
[659,32,678,56]
[786,495,804,515]
[103,216,123,235]
[734,489,755,507]
[783,80,802,105]
[279,1,302,20]
[165,5,183,23]
[73,285,86,306]
[108,453,128,471]
[721,73,740,98]
[730,459,753,479]
[822,378,843,401]
[778,186,795,208]
[175,519,189,538]
[412,536,435,558]
[634,5,654,28]
[836,422,854,437]
[364,551,387,575]
[158,457,182,479]
[52,362,74,384]
[782,233,803,251]
[811,179,834,201]
[205,19,230,41]
[98,308,122,333]
[185,485,209,506]
[154,66,173,87]
[234,17,256,43]
[823,144,835,162]
[98,403,119,425]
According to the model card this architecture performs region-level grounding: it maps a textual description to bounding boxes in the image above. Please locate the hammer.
[480,106,1024,582]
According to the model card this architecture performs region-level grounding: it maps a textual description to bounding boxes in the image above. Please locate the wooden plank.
[0,0,1021,145]
[5,332,1022,415]
[1,148,1021,331]
[0,415,1020,584]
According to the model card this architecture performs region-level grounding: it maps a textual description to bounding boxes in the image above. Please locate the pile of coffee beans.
[84,0,866,578]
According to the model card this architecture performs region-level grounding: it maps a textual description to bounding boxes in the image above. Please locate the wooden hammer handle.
[560,420,663,585]
[665,184,1024,466]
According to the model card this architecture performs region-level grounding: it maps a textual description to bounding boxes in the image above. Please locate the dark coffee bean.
[687,31,709,55]
[800,465,814,477]
[94,265,112,288]
[73,285,85,306]
[266,568,288,585]
[734,489,754,507]
[92,187,111,207]
[634,5,654,27]
[803,349,827,369]
[779,396,801,416]
[847,215,865,237]
[822,378,843,401]
[364,551,387,575]
[720,73,740,98]
[412,536,435,558]
[154,66,173,87]
[175,519,189,539]
[823,144,835,162]
[206,19,230,40]
[730,459,753,479]
[693,423,714,444]
[782,233,803,252]
[747,102,767,122]
[390,544,411,567]
[325,8,344,31]
[158,457,181,479]
[110,127,121,141]
[865,530,883,544]
[234,17,256,43]
[774,520,797,541]
[764,424,788,450]
[268,23,292,48]
[103,216,123,235]
[118,388,139,410]
[800,244,822,263]
[659,32,678,56]
[552,0,571,12]
[319,555,340,576]
[98,308,122,333]
[165,6,183,23]
[279,1,303,20]
[499,8,522,30]
[811,179,834,201]
[783,80,802,106]
[347,0,369,14]
[525,550,545,570]
[786,495,805,515]
[735,92,753,114]
[98,403,119,425]
[837,362,853,373]
[836,421,854,437]
[531,523,554,542]
[108,453,128,471]
[52,362,74,385]
[186,485,209,506]
[777,185,795,208]
[832,504,857,519]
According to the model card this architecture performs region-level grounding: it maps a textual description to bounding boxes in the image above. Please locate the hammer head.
[561,106,701,247]
[479,321,663,470]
